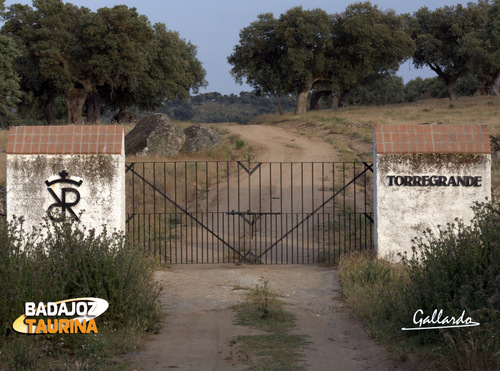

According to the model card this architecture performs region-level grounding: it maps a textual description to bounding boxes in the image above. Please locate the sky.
[3,0,468,95]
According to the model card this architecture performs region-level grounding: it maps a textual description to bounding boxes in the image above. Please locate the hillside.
[157,92,296,124]
[248,95,500,192]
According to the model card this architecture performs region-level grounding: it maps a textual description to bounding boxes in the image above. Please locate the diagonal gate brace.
[125,165,246,261]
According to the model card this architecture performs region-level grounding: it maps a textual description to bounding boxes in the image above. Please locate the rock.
[125,113,186,156]
[182,125,222,152]
[111,110,138,124]
[490,135,500,162]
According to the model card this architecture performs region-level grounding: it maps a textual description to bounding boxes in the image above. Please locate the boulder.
[125,113,186,156]
[182,125,222,152]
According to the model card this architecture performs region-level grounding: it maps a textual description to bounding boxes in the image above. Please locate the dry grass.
[1,96,498,186]
[253,95,500,137]
[251,95,500,186]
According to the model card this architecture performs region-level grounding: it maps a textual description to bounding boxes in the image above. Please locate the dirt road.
[125,126,394,370]
[226,124,339,163]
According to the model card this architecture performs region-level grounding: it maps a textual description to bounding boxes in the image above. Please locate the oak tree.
[406,2,487,100]
[2,0,205,124]
[229,3,413,114]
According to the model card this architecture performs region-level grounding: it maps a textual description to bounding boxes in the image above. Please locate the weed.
[235,139,246,149]
[338,203,500,370]
[0,217,162,369]
[231,281,309,369]
[325,137,335,145]
[231,334,308,370]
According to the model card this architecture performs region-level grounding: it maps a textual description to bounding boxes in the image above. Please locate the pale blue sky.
[4,0,466,94]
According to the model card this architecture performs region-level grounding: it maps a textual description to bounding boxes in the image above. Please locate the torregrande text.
[387,175,482,187]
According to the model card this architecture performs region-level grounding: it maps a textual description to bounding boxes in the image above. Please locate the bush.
[339,203,500,369]
[0,217,162,368]
[400,202,500,369]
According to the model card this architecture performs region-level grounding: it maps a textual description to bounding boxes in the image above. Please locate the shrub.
[339,203,500,369]
[400,202,500,369]
[0,217,162,367]
[235,139,246,149]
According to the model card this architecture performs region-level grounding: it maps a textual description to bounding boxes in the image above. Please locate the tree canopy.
[406,2,489,99]
[462,0,500,95]
[0,32,21,122]
[101,23,206,115]
[229,2,414,114]
[1,0,206,124]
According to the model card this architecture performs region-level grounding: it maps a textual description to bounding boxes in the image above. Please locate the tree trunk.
[65,79,93,124]
[331,90,340,110]
[85,91,102,124]
[490,71,500,96]
[42,93,56,125]
[310,90,331,111]
[473,79,488,96]
[295,83,311,115]
[339,91,350,107]
[446,80,458,100]
[276,94,284,115]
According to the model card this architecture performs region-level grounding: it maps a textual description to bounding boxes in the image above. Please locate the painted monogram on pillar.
[45,170,83,221]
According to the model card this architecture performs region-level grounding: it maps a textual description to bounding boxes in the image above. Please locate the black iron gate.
[125,161,373,264]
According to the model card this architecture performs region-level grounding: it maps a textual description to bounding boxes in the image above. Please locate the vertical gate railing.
[125,161,373,264]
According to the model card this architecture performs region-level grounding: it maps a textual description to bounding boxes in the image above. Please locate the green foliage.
[235,139,246,149]
[159,91,296,123]
[461,0,500,95]
[230,334,308,371]
[228,13,287,101]
[1,0,205,125]
[229,3,414,114]
[406,2,488,99]
[232,281,309,370]
[101,22,207,113]
[0,216,162,367]
[401,204,500,350]
[0,33,21,120]
[349,75,406,106]
[339,203,500,369]
[404,77,447,102]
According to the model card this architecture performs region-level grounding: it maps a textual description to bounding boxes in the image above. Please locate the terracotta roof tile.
[7,125,123,155]
[374,124,491,154]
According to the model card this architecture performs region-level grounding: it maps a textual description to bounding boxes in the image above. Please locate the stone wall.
[6,125,125,235]
[374,124,492,261]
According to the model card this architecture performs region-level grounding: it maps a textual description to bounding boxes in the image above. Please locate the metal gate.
[125,160,373,264]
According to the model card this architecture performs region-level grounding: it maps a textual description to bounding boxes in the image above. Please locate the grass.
[229,281,309,370]
[251,95,500,154]
[0,217,162,370]
[338,202,500,369]
[251,95,500,197]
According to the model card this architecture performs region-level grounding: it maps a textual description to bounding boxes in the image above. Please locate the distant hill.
[156,75,484,125]
[156,92,296,124]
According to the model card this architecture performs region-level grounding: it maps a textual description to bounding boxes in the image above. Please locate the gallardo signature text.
[401,309,480,331]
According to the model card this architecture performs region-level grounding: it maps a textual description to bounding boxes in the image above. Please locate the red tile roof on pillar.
[374,124,491,154]
[6,125,123,155]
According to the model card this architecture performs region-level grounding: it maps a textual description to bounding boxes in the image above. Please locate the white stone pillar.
[6,125,125,235]
[374,124,491,261]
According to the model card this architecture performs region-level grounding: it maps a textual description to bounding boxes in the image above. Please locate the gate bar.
[256,162,374,260]
[126,163,247,260]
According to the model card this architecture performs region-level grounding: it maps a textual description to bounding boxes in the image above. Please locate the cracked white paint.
[7,142,125,236]
[374,148,491,262]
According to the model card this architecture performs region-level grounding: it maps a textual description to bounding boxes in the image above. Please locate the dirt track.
[125,125,394,370]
